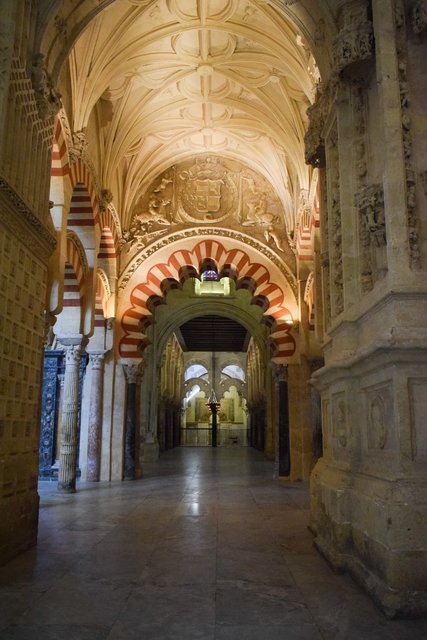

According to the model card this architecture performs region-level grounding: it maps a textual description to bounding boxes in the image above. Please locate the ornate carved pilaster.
[57,345,81,493]
[355,183,385,291]
[394,1,421,268]
[123,363,141,480]
[86,353,105,482]
[327,125,344,316]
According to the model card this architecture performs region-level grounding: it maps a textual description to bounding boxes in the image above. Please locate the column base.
[57,482,76,493]
[310,459,427,618]
[142,441,160,462]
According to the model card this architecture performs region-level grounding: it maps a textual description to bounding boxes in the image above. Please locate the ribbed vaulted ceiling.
[67,0,319,233]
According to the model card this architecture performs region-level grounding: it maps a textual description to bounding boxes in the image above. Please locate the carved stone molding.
[31,53,61,121]
[0,176,56,257]
[412,0,427,34]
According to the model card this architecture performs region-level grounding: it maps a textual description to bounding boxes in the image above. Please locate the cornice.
[0,176,56,257]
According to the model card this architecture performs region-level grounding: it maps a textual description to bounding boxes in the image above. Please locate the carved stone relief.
[327,125,343,317]
[125,155,290,256]
[333,5,374,77]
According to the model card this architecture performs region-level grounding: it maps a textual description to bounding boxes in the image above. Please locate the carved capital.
[31,53,61,121]
[69,129,87,164]
[355,184,386,247]
[412,0,427,34]
[63,345,82,367]
[89,353,105,370]
[124,363,141,384]
[271,363,288,383]
[98,188,114,211]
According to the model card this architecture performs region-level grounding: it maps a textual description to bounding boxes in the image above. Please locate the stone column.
[272,364,290,478]
[57,345,81,493]
[123,363,140,480]
[86,353,105,482]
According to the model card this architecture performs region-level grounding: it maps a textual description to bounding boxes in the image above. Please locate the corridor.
[0,448,426,640]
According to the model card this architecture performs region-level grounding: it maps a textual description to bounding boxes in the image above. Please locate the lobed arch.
[119,237,297,363]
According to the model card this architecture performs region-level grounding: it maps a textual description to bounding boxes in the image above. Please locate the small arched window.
[201,269,218,282]
[184,364,209,381]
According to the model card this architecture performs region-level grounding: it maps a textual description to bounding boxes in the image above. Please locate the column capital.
[123,362,142,384]
[88,352,106,370]
[271,362,288,383]
[63,344,82,366]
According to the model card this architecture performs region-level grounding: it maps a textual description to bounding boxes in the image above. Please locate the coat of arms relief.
[125,155,290,255]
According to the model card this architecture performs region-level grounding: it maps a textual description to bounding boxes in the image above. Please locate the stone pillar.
[123,363,139,480]
[272,364,290,478]
[86,353,105,482]
[57,345,82,493]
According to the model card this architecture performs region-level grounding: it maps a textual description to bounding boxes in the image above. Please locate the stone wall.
[0,190,53,563]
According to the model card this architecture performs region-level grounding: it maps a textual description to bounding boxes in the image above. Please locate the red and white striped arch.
[95,276,106,328]
[63,234,86,308]
[296,170,320,262]
[119,237,297,363]
[51,118,69,179]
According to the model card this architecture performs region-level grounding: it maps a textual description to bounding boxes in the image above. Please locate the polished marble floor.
[0,447,426,639]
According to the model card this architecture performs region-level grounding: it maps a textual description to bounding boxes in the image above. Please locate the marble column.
[86,353,105,482]
[272,364,290,478]
[123,363,139,480]
[57,345,81,493]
